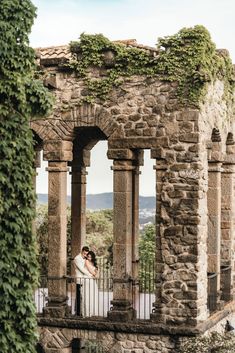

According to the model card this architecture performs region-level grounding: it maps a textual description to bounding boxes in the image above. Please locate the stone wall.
[38,326,178,353]
[33,44,235,352]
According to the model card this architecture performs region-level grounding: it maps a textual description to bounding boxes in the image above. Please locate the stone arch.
[30,103,121,144]
[38,328,116,353]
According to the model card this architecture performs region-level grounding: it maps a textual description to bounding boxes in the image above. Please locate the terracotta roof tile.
[35,45,71,60]
[35,40,159,64]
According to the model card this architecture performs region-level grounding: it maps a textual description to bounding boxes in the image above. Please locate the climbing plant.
[0,1,53,352]
[68,25,235,107]
[180,331,235,353]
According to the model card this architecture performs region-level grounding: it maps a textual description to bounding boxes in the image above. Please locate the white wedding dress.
[83,265,99,317]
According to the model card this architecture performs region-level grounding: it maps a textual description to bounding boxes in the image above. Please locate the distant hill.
[37,192,155,210]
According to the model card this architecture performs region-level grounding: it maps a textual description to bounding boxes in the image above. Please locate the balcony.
[34,258,155,320]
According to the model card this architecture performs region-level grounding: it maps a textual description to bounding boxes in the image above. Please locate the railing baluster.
[35,257,156,321]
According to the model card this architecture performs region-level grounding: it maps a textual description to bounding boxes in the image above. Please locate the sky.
[30,0,235,196]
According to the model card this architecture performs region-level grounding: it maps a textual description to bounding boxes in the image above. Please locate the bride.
[84,250,99,316]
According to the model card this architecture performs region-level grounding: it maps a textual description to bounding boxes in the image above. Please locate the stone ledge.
[38,301,235,337]
[37,316,199,336]
[197,301,235,332]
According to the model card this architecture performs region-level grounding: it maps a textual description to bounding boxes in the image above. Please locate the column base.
[108,299,136,321]
[43,305,67,318]
[150,311,165,324]
[43,296,68,318]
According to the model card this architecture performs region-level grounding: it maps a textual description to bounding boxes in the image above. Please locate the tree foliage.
[0,1,53,352]
[180,331,235,353]
[36,206,114,275]
[139,224,155,292]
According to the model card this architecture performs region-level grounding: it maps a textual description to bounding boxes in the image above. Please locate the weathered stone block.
[164,226,183,237]
[179,133,199,143]
[44,140,73,161]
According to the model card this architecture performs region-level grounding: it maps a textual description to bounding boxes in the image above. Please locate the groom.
[73,246,90,316]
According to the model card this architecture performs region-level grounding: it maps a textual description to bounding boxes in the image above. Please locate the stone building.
[32,27,235,352]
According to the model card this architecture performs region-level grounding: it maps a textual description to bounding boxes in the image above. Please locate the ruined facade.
[32,35,235,353]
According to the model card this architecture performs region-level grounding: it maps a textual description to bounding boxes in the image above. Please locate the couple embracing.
[74,246,99,316]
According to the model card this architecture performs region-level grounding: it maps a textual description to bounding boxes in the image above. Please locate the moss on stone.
[67,26,235,107]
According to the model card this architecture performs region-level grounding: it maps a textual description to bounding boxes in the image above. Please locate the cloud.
[31,0,235,61]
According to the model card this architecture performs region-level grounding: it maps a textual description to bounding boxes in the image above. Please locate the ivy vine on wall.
[67,25,235,107]
[0,1,53,352]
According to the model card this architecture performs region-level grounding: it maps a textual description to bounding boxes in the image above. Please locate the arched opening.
[68,127,114,317]
[71,339,106,353]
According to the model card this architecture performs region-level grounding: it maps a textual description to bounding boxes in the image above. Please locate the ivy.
[67,26,235,107]
[180,331,235,353]
[0,1,53,352]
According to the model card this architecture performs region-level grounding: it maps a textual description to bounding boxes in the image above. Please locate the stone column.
[150,152,168,323]
[221,133,235,301]
[131,151,143,310]
[43,140,73,317]
[107,148,136,320]
[207,130,222,305]
[70,149,90,260]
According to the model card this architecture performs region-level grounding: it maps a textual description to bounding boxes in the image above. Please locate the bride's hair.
[88,251,98,269]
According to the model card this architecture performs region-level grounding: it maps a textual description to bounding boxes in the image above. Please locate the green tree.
[139,224,155,292]
[86,209,113,257]
[0,1,53,352]
[36,207,114,275]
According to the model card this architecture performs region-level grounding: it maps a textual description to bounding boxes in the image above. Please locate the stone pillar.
[221,133,235,301]
[43,140,73,317]
[150,138,208,326]
[132,151,143,310]
[107,148,137,320]
[207,129,222,305]
[70,149,90,260]
[150,154,167,323]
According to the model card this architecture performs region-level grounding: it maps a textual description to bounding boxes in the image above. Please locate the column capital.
[207,139,223,163]
[223,153,235,166]
[46,161,69,173]
[222,163,235,173]
[43,139,73,162]
[111,159,135,171]
[69,166,88,175]
[69,148,91,168]
[208,162,223,173]
[107,148,136,161]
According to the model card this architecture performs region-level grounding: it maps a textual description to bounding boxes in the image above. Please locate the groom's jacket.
[74,253,91,279]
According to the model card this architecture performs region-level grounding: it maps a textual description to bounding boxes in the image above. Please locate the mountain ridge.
[37,192,155,210]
